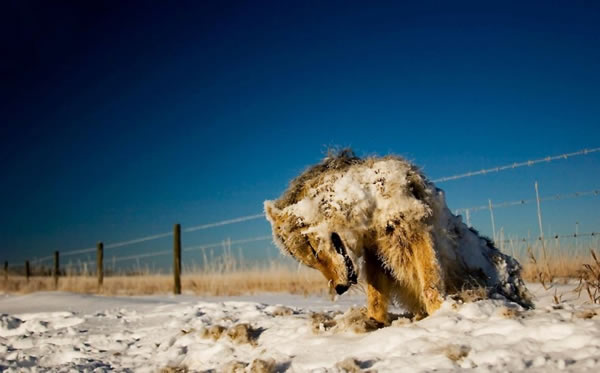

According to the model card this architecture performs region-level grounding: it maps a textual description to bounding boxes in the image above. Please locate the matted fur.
[265,150,533,322]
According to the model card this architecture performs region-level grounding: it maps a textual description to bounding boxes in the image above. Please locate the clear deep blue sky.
[2,1,599,267]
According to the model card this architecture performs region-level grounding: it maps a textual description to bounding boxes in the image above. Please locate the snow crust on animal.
[265,149,533,322]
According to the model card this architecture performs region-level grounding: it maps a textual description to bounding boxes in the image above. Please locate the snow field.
[0,283,599,372]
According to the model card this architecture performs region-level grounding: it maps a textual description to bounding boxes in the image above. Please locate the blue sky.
[1,1,599,268]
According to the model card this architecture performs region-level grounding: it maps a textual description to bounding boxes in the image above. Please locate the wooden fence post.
[97,242,104,288]
[53,251,59,289]
[25,260,30,283]
[534,181,551,275]
[488,199,497,245]
[173,223,182,295]
[465,208,471,227]
[4,261,7,282]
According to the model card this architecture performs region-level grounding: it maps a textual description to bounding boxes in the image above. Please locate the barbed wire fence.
[3,147,599,292]
[431,147,600,183]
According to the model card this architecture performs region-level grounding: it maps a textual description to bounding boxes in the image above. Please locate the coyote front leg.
[365,249,394,326]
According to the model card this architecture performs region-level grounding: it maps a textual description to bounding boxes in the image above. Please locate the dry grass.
[0,267,327,296]
[2,249,598,297]
[444,344,471,362]
[520,255,587,283]
[1,242,329,295]
[574,250,600,304]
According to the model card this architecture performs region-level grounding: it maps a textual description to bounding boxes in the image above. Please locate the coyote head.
[264,201,358,294]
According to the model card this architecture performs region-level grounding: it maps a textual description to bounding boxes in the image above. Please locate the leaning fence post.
[173,223,182,295]
[53,251,60,289]
[97,242,104,289]
[25,260,30,283]
[465,208,471,227]
[488,199,497,244]
[534,181,550,274]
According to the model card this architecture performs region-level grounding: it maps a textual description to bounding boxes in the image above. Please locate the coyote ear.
[264,200,280,224]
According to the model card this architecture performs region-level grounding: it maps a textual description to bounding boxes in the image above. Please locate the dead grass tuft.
[444,344,471,362]
[268,305,294,317]
[451,286,488,304]
[310,311,340,333]
[497,306,523,319]
[160,366,188,373]
[220,361,247,373]
[311,308,384,334]
[201,325,227,340]
[574,250,600,304]
[248,358,276,373]
[335,357,363,373]
[573,309,597,319]
[333,307,383,333]
[218,358,276,373]
[334,357,376,373]
[524,246,554,289]
[226,323,262,346]
[199,323,262,346]
[521,252,587,285]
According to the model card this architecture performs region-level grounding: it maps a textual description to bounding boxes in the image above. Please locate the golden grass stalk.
[574,249,600,304]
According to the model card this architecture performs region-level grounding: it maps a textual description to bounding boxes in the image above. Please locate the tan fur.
[375,223,444,316]
[364,249,393,324]
[265,150,533,324]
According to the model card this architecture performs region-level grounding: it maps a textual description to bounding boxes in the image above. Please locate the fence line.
[51,235,275,266]
[455,188,600,214]
[60,247,97,257]
[104,232,174,249]
[433,147,600,183]
[499,231,599,243]
[22,185,600,267]
[8,146,600,268]
[32,255,53,264]
[113,250,173,263]
[183,235,272,252]
[183,214,265,232]
[108,235,274,263]
[28,215,267,265]
[110,235,273,263]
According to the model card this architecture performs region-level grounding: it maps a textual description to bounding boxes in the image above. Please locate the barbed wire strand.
[455,189,600,214]
[61,247,96,257]
[104,232,174,249]
[31,255,53,264]
[112,250,173,263]
[183,235,272,252]
[499,231,599,243]
[433,147,600,183]
[183,214,265,232]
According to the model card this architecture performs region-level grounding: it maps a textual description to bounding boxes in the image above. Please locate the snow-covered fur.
[265,150,533,322]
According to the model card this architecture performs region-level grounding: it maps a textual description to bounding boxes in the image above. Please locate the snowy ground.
[1,283,600,372]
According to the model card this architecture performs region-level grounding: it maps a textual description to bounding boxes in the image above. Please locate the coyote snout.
[330,232,357,294]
